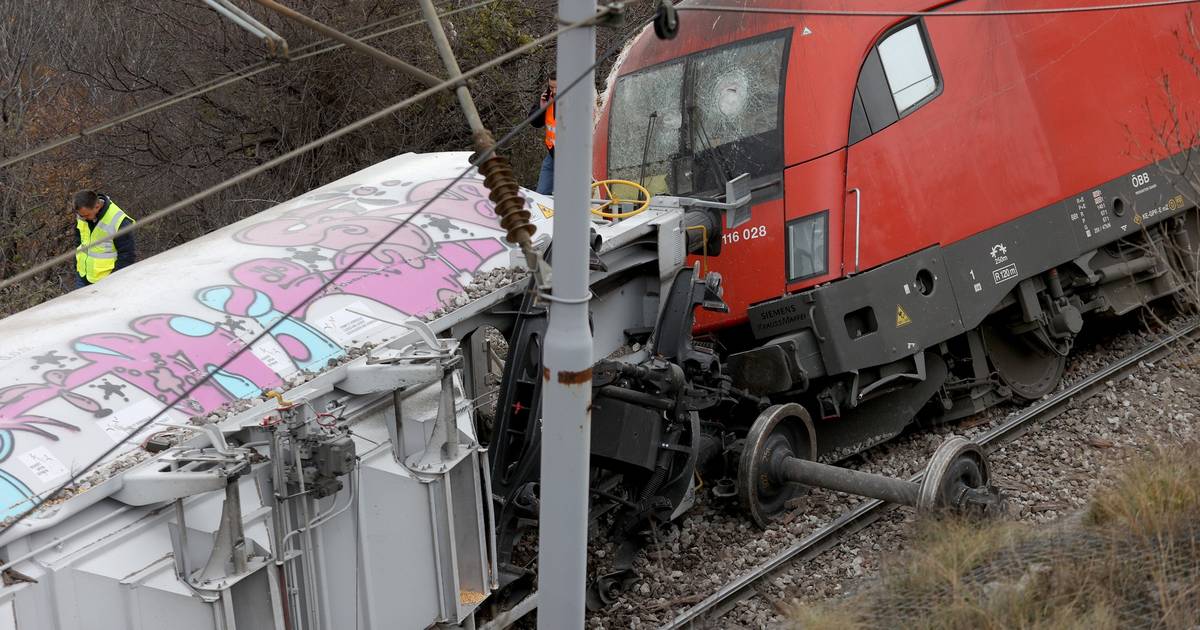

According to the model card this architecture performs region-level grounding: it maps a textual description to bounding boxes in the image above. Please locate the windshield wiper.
[637,111,659,189]
[688,104,732,196]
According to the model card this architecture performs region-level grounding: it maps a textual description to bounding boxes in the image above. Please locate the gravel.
[584,315,1200,629]
[423,267,528,321]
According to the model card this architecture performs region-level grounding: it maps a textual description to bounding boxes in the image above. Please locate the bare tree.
[0,0,653,316]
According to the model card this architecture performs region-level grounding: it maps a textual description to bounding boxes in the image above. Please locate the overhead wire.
[677,0,1200,18]
[0,0,499,170]
[0,4,629,538]
[0,3,590,292]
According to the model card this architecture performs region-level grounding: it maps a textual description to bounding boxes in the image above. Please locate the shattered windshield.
[609,31,789,197]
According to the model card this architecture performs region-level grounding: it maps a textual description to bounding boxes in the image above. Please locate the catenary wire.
[0,5,605,292]
[677,0,1200,18]
[0,5,629,537]
[0,0,498,170]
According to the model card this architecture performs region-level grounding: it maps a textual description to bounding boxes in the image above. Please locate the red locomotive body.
[596,0,1200,460]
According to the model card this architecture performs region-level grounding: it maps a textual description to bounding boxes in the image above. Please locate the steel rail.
[663,318,1200,629]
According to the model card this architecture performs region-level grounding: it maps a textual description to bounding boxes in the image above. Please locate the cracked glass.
[609,32,788,197]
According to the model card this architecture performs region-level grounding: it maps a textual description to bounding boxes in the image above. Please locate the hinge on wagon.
[115,422,252,505]
[113,422,268,595]
[337,318,459,395]
[333,318,470,474]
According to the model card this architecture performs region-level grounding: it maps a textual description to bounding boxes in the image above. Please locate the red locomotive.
[487,0,1200,607]
[594,0,1200,472]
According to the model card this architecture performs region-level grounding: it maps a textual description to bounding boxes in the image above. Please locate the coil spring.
[473,130,536,247]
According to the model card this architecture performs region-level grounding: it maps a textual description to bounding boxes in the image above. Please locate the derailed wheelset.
[738,404,1005,527]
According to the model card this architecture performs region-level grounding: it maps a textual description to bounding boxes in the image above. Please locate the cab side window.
[849,20,941,144]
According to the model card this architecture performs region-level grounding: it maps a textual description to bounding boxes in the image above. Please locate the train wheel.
[738,403,816,527]
[917,436,996,514]
[981,323,1066,401]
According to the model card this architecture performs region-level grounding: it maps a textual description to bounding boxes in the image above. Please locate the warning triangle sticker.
[896,305,912,327]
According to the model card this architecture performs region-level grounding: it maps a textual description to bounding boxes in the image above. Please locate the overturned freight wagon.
[0,153,562,629]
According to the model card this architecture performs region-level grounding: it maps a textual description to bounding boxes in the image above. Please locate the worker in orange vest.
[530,78,556,195]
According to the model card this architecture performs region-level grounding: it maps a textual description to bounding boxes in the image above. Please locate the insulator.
[473,130,536,247]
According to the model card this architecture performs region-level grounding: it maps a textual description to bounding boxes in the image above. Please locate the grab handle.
[848,187,862,274]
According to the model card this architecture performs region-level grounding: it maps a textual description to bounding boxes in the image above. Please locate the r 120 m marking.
[722,224,768,245]
[993,263,1018,284]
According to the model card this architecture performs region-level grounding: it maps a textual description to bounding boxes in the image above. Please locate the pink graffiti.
[236,178,510,251]
[75,315,283,412]
[232,238,505,319]
[0,371,86,440]
[230,178,512,319]
[385,179,505,231]
[0,315,283,440]
[0,177,515,456]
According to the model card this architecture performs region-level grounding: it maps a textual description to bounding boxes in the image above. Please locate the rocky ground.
[583,315,1200,629]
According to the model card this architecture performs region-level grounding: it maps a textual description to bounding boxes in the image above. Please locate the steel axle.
[777,436,999,513]
[778,457,920,506]
[739,404,1003,525]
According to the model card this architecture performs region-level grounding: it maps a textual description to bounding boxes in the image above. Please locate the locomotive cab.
[596,7,942,459]
[597,0,1200,469]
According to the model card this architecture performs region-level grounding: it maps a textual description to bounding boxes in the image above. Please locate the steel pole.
[538,0,595,626]
[416,0,485,133]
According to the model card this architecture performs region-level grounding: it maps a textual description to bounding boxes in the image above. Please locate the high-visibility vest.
[544,102,555,150]
[76,200,133,283]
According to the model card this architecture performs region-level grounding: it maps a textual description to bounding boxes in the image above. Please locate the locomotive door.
[843,19,942,272]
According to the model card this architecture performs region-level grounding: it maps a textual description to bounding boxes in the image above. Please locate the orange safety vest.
[544,103,556,150]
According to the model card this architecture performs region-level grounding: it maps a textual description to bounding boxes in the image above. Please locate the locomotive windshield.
[608,31,788,197]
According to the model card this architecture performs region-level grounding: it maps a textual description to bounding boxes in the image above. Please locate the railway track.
[661,318,1200,629]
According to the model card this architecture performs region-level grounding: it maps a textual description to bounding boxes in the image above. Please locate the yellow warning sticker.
[537,202,554,219]
[1132,212,1142,225]
[896,304,912,327]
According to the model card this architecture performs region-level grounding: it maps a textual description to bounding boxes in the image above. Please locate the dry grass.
[787,444,1200,630]
[1087,445,1200,536]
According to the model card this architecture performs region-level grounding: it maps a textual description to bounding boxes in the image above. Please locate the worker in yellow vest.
[73,190,136,288]
[530,78,556,195]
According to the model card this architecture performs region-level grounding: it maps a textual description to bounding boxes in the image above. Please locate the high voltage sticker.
[896,304,912,327]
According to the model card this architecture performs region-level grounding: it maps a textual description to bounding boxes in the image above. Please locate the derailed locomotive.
[489,0,1200,608]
